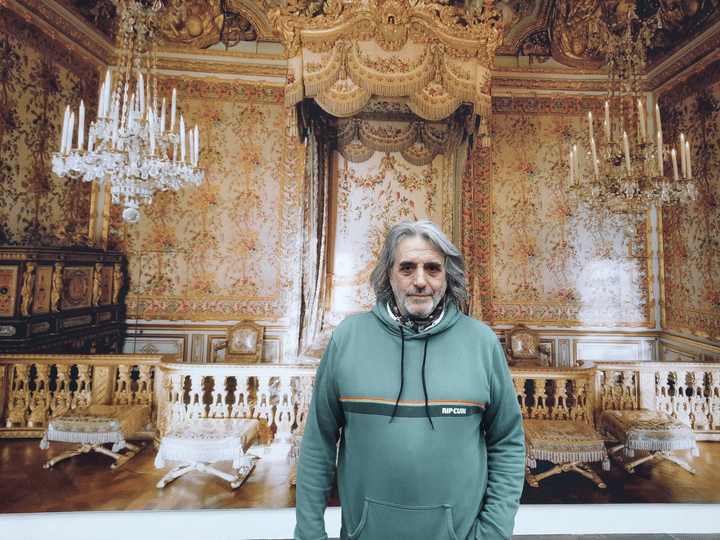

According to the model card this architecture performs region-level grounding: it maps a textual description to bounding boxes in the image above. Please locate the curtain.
[298,101,332,354]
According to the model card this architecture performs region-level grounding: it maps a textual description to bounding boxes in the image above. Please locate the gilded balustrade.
[0,354,161,439]
[155,357,317,445]
[594,361,720,440]
[509,363,596,425]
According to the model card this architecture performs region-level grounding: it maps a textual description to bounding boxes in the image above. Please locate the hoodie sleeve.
[294,335,344,540]
[473,338,526,540]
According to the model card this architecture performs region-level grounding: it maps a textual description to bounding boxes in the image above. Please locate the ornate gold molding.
[226,0,279,43]
[7,0,285,79]
[158,55,287,79]
[156,0,225,49]
[10,0,114,66]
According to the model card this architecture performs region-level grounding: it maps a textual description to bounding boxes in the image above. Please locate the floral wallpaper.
[327,150,455,319]
[0,18,304,332]
[122,79,301,323]
[659,62,720,341]
[2,14,718,342]
[0,16,96,246]
[478,96,651,328]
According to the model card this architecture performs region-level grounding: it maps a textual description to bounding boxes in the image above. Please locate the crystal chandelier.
[52,0,204,223]
[569,5,697,214]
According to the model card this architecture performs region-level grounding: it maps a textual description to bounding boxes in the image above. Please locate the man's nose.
[413,268,428,288]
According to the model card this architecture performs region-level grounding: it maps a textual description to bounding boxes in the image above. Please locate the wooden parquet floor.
[1,439,719,513]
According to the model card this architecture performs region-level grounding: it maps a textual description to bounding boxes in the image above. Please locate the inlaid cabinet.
[0,247,126,353]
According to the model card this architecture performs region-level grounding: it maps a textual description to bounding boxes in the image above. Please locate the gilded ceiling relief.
[63,0,261,49]
[542,0,716,69]
[44,0,718,74]
[157,0,225,48]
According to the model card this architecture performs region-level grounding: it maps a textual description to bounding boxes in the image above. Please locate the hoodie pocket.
[348,498,459,540]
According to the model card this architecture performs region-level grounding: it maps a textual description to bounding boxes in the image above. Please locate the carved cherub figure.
[51,262,64,313]
[92,263,103,307]
[20,263,36,317]
[112,264,124,304]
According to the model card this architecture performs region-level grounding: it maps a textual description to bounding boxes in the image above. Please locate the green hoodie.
[294,301,525,540]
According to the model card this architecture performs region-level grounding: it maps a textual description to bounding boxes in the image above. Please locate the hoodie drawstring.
[389,327,434,428]
[420,338,434,429]
[389,327,406,423]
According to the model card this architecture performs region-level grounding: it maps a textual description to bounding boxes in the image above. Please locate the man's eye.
[400,266,414,274]
[426,265,442,275]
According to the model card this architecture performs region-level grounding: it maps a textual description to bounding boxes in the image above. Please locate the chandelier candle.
[637,99,646,139]
[568,4,697,213]
[590,137,599,177]
[51,0,204,223]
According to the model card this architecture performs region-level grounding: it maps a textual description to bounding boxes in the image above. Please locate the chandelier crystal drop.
[52,0,204,223]
[569,5,697,214]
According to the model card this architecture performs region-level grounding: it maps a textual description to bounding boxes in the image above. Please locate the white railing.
[594,361,720,440]
[155,356,317,444]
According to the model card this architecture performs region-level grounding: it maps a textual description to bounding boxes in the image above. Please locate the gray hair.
[369,220,468,312]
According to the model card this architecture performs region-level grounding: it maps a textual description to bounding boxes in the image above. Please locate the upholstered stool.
[599,409,699,473]
[523,419,611,488]
[155,418,260,489]
[40,404,151,469]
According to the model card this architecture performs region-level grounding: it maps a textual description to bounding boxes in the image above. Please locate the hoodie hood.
[370,298,463,339]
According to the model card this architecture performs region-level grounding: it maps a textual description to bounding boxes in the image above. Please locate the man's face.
[389,236,447,319]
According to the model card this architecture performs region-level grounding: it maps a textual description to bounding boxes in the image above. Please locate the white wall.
[2,505,719,539]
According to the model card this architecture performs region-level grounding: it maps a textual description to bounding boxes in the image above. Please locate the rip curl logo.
[442,407,467,415]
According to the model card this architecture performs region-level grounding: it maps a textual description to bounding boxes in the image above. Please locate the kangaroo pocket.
[348,498,459,540]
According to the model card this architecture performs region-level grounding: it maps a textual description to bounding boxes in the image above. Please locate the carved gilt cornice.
[269,0,507,60]
[7,0,113,67]
[648,21,720,94]
[226,0,279,43]
[157,53,286,80]
[5,0,286,79]
[497,0,554,57]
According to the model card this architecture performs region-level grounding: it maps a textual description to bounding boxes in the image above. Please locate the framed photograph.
[61,266,93,310]
[32,265,53,315]
[0,266,18,317]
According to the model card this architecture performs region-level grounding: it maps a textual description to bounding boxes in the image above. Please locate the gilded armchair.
[505,324,551,366]
[212,320,264,363]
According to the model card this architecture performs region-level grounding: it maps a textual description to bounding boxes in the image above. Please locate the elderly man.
[295,220,525,540]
